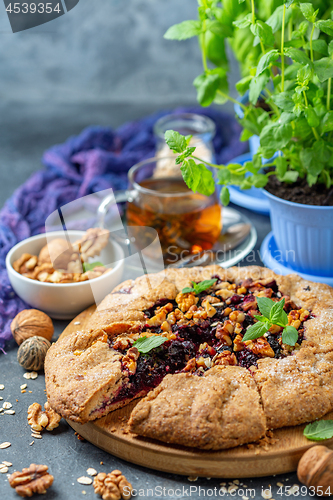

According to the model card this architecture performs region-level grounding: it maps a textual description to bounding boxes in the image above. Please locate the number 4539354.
[277,485,331,496]
[6,3,61,14]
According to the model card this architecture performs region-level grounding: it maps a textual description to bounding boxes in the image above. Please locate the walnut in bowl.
[6,231,124,319]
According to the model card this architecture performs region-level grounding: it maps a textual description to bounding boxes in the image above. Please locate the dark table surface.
[0,102,314,499]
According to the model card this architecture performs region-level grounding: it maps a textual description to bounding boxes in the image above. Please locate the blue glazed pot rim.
[263,188,333,210]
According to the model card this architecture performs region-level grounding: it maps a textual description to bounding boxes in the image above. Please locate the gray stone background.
[0,0,204,106]
[0,0,241,205]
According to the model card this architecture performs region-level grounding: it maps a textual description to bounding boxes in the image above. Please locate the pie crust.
[44,265,333,449]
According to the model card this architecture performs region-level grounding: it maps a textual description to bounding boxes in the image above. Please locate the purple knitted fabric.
[0,107,247,352]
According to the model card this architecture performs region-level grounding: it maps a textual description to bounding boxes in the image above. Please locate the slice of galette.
[45,264,333,449]
[128,365,266,450]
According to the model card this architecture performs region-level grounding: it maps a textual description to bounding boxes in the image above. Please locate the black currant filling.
[109,277,311,406]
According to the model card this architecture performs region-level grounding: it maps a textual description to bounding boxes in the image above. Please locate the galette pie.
[44,265,333,450]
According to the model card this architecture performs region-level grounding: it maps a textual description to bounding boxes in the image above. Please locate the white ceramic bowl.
[6,230,124,319]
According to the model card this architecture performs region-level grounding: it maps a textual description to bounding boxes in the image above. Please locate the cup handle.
[97,190,135,229]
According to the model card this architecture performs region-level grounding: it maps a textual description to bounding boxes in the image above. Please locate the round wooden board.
[61,307,333,478]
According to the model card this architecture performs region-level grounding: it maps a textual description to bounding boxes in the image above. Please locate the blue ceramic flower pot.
[264,190,333,277]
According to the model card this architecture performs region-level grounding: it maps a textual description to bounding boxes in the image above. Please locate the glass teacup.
[98,157,222,265]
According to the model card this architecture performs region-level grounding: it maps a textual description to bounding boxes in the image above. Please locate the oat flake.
[0,466,8,473]
[4,410,15,415]
[86,468,97,476]
[23,373,31,380]
[20,384,27,390]
[2,461,12,467]
[3,402,12,409]
[30,372,38,380]
[0,385,4,390]
[262,490,272,499]
[0,442,11,449]
[77,477,93,485]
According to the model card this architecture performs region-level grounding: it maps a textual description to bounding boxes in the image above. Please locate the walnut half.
[8,464,54,497]
[27,402,61,432]
[93,470,132,500]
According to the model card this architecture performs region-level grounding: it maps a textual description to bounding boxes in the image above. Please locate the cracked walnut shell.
[93,470,132,500]
[8,464,54,497]
[28,402,61,432]
[11,309,54,346]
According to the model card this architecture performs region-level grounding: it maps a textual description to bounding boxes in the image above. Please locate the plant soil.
[265,176,333,206]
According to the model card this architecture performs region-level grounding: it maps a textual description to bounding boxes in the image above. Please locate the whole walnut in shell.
[17,336,51,371]
[298,445,333,496]
[11,309,54,346]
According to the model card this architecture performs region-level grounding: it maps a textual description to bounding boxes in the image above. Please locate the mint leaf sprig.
[165,130,264,206]
[164,1,333,202]
[182,278,217,295]
[242,297,299,347]
[304,420,333,441]
[82,261,104,272]
[132,335,167,354]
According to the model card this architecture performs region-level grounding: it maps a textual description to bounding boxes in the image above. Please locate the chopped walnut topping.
[254,288,273,298]
[122,347,139,375]
[244,338,275,358]
[215,281,231,289]
[167,308,184,325]
[233,334,245,352]
[229,310,245,323]
[146,303,173,327]
[93,470,132,500]
[216,289,234,300]
[27,402,61,432]
[213,351,237,366]
[112,336,133,351]
[202,299,217,318]
[176,292,198,312]
[8,464,54,497]
[204,295,221,304]
[183,358,196,372]
[215,322,233,346]
[241,298,257,311]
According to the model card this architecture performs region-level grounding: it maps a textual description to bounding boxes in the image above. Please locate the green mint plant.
[164,1,333,205]
[242,296,299,346]
[132,336,167,354]
[182,278,217,294]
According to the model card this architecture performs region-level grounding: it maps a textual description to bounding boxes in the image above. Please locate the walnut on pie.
[44,265,333,450]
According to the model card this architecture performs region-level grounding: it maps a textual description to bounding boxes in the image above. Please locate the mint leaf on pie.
[269,298,287,326]
[242,322,268,342]
[82,261,104,272]
[181,279,217,295]
[282,325,299,346]
[304,420,333,441]
[193,279,217,294]
[256,297,275,319]
[132,336,167,354]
